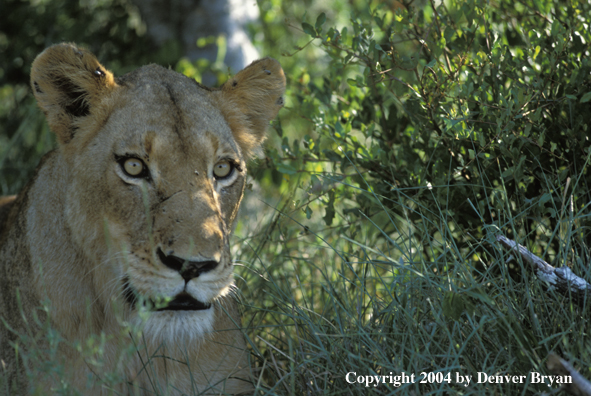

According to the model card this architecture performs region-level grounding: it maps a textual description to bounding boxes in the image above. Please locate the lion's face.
[74,67,244,322]
[29,44,285,334]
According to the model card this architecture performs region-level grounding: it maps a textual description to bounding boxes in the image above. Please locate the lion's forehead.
[116,64,215,114]
[105,66,239,159]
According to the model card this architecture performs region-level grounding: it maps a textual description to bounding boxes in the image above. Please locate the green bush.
[236,0,591,393]
[270,0,591,260]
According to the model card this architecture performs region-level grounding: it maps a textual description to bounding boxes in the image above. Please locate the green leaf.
[323,190,336,226]
[524,123,532,136]
[324,150,342,162]
[304,206,313,219]
[276,163,298,175]
[302,22,316,37]
[373,15,383,28]
[478,132,486,147]
[580,92,591,103]
[315,13,326,30]
[538,193,552,207]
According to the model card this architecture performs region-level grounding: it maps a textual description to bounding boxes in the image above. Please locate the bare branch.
[547,353,591,396]
[496,235,591,306]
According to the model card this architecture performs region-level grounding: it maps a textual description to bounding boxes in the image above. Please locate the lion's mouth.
[122,278,211,311]
[156,292,211,311]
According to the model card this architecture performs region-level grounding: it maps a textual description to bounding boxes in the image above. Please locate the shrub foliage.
[280,0,591,260]
[241,0,591,393]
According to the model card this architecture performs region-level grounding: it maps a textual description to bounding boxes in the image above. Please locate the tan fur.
[0,43,285,395]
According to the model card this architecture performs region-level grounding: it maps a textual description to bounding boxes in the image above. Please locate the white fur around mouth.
[139,304,216,344]
[122,278,212,311]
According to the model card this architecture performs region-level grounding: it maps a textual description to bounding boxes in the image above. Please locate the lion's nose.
[157,248,219,281]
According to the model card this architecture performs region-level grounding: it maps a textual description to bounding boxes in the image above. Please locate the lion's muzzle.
[157,248,219,280]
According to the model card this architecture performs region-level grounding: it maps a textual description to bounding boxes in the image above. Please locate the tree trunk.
[131,0,260,84]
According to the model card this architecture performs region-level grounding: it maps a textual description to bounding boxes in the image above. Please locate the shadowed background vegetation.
[2,0,591,394]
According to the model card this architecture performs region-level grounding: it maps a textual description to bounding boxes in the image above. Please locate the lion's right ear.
[30,43,118,144]
[214,57,286,158]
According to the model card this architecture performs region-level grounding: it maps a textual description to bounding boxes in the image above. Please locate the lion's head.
[30,43,284,334]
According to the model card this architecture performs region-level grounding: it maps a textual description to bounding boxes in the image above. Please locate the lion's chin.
[133,305,217,344]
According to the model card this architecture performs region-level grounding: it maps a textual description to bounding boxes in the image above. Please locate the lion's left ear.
[30,43,118,145]
[214,57,286,158]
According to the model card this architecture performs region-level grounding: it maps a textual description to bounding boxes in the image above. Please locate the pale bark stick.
[496,235,591,306]
[547,353,591,396]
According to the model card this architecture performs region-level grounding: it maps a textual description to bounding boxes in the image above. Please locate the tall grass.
[234,167,590,395]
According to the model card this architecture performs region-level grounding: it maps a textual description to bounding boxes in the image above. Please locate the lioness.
[0,43,285,394]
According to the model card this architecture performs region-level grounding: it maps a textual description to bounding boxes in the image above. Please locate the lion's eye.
[213,160,233,179]
[122,158,146,177]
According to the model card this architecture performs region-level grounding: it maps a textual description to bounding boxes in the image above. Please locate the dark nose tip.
[157,248,219,281]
